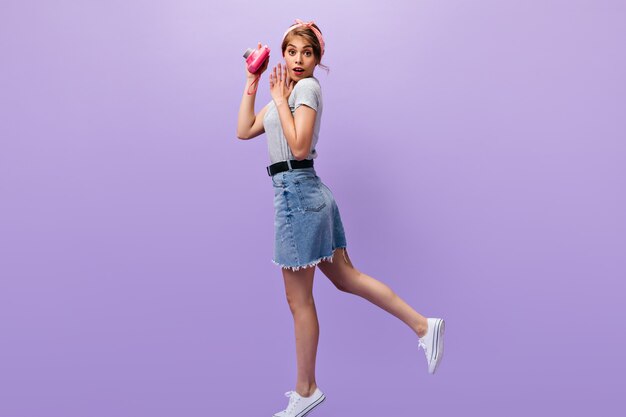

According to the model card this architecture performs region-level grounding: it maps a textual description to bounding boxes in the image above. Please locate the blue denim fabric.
[271,167,347,271]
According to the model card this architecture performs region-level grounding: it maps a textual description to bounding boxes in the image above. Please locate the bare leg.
[282,265,319,397]
[318,248,429,338]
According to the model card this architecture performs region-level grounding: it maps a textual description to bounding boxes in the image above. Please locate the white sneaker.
[418,317,445,374]
[272,387,326,417]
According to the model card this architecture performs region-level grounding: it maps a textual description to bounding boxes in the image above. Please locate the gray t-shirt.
[263,76,323,164]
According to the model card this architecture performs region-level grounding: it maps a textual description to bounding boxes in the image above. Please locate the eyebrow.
[287,44,313,49]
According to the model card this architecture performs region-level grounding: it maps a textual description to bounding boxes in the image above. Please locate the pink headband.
[281,19,325,57]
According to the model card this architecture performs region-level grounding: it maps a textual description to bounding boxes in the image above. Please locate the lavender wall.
[1,1,624,416]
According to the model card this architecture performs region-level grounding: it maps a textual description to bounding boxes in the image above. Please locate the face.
[284,36,318,80]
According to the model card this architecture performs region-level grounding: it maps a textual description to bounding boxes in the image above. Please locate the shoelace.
[418,338,429,356]
[284,391,301,414]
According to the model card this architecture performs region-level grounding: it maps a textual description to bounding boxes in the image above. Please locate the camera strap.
[247,72,261,95]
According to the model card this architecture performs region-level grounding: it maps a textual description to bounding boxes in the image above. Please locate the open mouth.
[293,68,304,75]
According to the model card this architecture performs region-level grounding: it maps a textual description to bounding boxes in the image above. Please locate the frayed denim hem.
[272,246,348,271]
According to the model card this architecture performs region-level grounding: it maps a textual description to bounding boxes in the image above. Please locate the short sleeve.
[293,78,321,112]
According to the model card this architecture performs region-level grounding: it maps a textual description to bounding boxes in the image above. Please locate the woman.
[236,19,446,417]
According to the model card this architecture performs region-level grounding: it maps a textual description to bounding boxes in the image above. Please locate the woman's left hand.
[269,63,294,106]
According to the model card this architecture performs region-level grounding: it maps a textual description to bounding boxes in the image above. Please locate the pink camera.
[243,45,270,74]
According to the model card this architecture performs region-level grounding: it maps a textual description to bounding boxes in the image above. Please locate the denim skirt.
[271,167,348,271]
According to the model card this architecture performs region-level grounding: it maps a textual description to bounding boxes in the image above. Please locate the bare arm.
[238,102,270,140]
[269,65,317,160]
[274,101,316,159]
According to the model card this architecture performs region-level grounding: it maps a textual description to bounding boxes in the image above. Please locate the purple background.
[1,1,624,416]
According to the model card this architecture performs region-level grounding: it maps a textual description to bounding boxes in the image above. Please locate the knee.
[332,269,362,293]
[285,292,315,312]
[332,280,352,293]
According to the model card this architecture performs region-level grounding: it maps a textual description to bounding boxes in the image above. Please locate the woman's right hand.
[245,42,269,79]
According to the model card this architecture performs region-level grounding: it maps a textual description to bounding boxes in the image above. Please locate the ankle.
[296,382,318,397]
[416,318,428,338]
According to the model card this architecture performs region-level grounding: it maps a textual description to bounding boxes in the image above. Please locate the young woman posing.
[236,19,446,417]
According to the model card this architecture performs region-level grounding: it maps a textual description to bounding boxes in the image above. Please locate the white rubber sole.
[431,319,445,374]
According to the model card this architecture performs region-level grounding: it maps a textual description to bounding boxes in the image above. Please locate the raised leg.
[318,248,429,338]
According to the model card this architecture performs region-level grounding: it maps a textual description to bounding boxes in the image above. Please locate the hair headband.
[281,18,325,57]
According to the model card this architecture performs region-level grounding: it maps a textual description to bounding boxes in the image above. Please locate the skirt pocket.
[294,177,327,212]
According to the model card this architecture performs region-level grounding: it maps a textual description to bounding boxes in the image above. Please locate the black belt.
[266,159,314,176]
